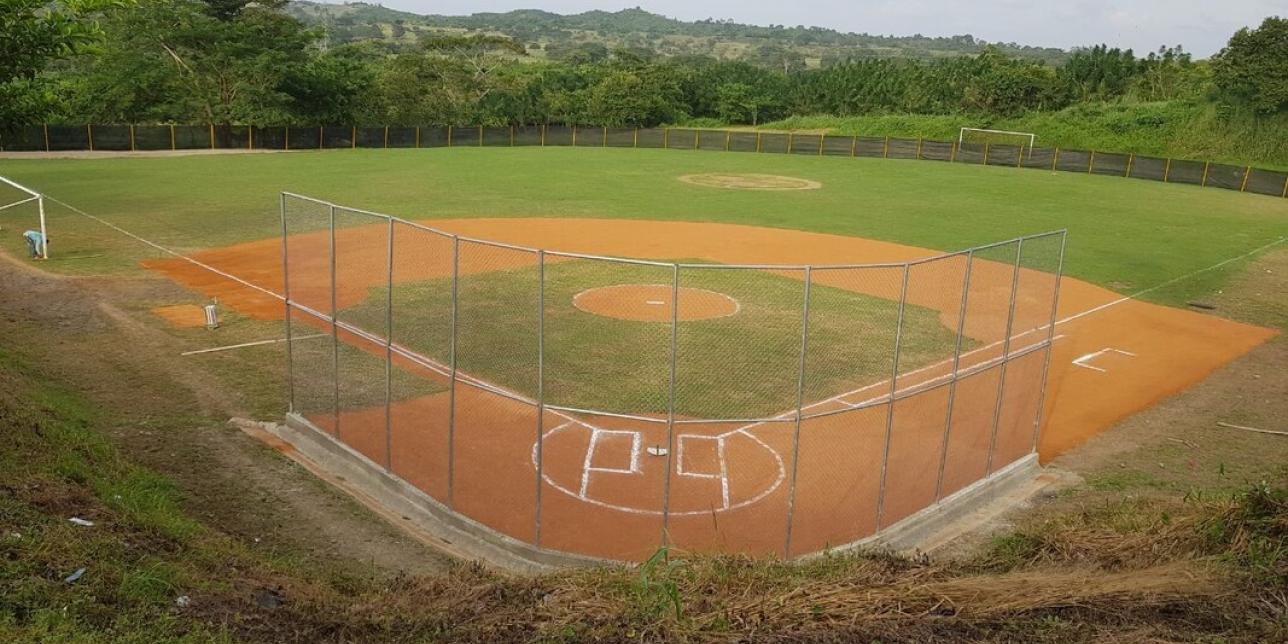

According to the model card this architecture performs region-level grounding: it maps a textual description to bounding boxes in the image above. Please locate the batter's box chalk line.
[531,419,784,516]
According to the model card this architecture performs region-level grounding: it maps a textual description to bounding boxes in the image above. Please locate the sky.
[350,1,1283,57]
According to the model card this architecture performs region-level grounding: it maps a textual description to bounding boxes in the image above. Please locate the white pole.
[38,195,48,259]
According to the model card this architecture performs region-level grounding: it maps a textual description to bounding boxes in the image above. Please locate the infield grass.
[341,256,958,419]
[1,147,1285,308]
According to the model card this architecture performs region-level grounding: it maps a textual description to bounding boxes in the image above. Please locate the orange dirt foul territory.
[572,284,739,322]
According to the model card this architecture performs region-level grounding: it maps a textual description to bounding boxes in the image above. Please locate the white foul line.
[180,333,326,356]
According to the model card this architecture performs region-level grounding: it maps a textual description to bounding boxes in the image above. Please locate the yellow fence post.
[983,142,990,165]
[916,137,923,160]
[1239,166,1252,192]
[1124,153,1133,177]
[129,124,136,152]
[725,130,731,152]
[882,136,889,159]
[663,128,669,148]
[818,133,824,156]
[787,132,794,154]
[209,124,215,150]
[351,126,356,149]
[756,132,762,152]
[850,136,857,157]
[415,127,421,148]
[1163,158,1171,182]
[633,128,638,148]
[384,126,389,149]
[478,125,483,147]
[87,124,95,151]
[950,141,958,163]
[602,126,607,147]
[447,125,453,147]
[318,126,323,149]
[540,124,546,146]
[1282,175,1288,198]
[572,125,578,146]
[1087,151,1095,174]
[42,124,50,152]
[1201,161,1211,187]
[169,124,175,151]
[248,125,253,150]
[284,126,290,150]
[694,129,700,150]
[1052,148,1060,171]
[1016,145,1024,168]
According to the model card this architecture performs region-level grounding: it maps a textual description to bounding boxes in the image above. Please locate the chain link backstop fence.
[280,192,1066,562]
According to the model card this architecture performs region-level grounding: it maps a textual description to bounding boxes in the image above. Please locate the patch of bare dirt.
[0,249,452,576]
[677,173,822,190]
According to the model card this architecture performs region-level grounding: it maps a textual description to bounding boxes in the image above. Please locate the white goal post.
[0,176,48,259]
[958,128,1036,150]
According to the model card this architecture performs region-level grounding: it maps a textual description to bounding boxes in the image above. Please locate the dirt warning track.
[146,219,1277,561]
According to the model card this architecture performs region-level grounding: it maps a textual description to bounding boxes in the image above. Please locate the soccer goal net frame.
[958,128,1036,150]
[0,176,48,259]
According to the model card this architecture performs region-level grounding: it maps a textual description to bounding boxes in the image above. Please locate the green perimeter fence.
[4,124,1287,199]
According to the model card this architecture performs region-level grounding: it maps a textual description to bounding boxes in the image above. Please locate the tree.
[1212,17,1288,114]
[0,0,125,125]
[0,0,122,84]
[70,0,319,124]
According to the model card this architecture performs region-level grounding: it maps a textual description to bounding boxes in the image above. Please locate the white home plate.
[647,446,669,456]
[645,300,665,305]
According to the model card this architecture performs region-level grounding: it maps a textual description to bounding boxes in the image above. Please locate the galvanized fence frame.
[280,192,1067,561]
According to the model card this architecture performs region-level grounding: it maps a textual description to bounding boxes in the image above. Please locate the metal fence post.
[1029,232,1067,453]
[875,264,910,532]
[986,239,1025,475]
[329,203,340,438]
[661,263,680,547]
[280,193,295,413]
[935,251,974,501]
[383,216,395,470]
[447,236,460,509]
[535,250,546,547]
[783,267,812,559]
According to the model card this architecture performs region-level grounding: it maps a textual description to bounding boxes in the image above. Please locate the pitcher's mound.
[678,173,821,191]
[573,284,739,322]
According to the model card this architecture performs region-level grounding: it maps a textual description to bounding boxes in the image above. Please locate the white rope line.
[180,333,326,356]
[42,194,284,303]
[0,196,39,212]
[1055,235,1287,326]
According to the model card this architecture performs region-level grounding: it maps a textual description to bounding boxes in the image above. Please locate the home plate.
[647,445,669,456]
[645,300,665,306]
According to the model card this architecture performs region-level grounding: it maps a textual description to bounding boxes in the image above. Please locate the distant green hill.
[286,1,1071,67]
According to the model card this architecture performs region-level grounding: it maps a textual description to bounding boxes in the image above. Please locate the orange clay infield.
[145,219,1277,561]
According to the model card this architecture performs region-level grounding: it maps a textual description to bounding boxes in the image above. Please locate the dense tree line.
[1,2,1284,129]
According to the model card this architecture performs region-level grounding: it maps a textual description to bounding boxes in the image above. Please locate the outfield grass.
[341,257,956,418]
[1,147,1285,310]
